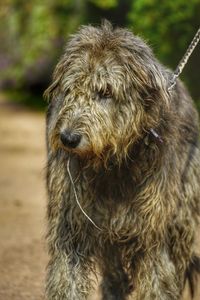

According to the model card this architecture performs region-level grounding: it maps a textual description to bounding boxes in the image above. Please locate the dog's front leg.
[134,249,181,300]
[45,197,91,300]
[45,153,91,300]
[46,250,90,300]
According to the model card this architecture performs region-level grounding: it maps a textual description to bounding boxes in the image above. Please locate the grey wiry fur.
[44,21,200,300]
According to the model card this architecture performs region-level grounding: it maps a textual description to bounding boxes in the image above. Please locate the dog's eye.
[96,87,112,101]
[103,88,112,98]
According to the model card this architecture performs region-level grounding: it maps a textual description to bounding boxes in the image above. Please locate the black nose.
[60,131,81,149]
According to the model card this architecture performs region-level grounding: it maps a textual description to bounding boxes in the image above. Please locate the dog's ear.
[43,60,65,102]
[148,64,169,91]
[43,78,60,103]
[144,62,170,108]
[124,32,171,106]
[123,34,170,107]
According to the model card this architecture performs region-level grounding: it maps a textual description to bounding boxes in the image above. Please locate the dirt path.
[0,96,199,300]
[0,97,47,300]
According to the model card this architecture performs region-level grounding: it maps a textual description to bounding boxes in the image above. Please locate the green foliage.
[89,0,118,9]
[0,0,199,110]
[128,0,200,65]
[128,0,200,103]
[0,0,84,88]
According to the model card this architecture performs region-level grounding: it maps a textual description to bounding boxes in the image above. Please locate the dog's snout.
[60,130,81,149]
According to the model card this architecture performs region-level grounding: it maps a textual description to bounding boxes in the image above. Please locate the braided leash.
[151,27,200,141]
[168,27,200,90]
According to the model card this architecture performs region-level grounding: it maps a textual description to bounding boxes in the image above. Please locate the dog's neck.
[69,132,164,189]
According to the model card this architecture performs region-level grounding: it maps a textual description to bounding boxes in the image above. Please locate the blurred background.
[0,1,199,300]
[0,0,200,110]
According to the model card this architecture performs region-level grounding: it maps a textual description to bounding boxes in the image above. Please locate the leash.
[151,27,200,141]
[168,27,200,90]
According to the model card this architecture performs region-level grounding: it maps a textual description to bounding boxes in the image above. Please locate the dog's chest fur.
[69,156,145,238]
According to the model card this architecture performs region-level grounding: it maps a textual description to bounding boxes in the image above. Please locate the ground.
[0,95,199,300]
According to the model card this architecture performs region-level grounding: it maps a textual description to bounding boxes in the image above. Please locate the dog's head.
[45,21,170,163]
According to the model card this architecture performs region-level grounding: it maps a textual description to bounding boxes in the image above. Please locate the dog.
[44,21,200,299]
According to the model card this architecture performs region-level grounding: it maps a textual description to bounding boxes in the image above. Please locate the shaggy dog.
[44,21,200,300]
